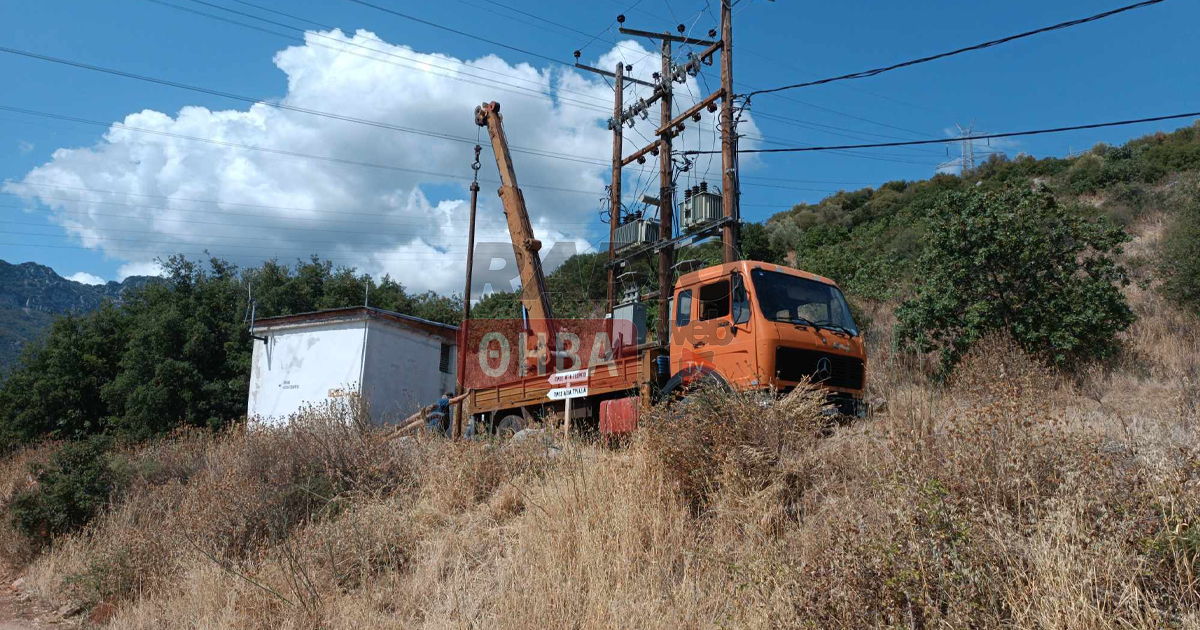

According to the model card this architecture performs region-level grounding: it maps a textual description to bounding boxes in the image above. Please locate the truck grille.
[774,346,864,390]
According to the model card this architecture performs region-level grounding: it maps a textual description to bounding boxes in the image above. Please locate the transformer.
[614,218,660,252]
[679,181,722,231]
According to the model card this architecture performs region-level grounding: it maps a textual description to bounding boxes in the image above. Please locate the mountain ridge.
[0,260,156,369]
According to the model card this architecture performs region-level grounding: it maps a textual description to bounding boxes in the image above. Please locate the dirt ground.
[0,563,55,630]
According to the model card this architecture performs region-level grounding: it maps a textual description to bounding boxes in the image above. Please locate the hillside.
[0,122,1198,627]
[0,261,155,370]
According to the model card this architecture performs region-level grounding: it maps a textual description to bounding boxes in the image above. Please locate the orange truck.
[463,102,866,436]
[465,259,867,436]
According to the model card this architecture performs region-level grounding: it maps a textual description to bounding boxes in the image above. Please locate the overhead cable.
[745,0,1168,99]
[682,110,1200,155]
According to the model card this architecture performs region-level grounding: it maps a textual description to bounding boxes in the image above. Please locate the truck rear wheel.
[496,414,526,438]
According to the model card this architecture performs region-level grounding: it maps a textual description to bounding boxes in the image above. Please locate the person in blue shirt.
[426,391,453,436]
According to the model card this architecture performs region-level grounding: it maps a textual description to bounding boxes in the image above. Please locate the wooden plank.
[618,27,717,47]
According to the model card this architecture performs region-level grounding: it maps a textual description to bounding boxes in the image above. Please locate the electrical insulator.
[637,156,646,164]
[707,103,718,113]
[607,118,615,130]
[617,14,625,23]
[677,24,685,33]
[708,29,716,39]
[691,113,701,122]
[651,147,659,156]
[676,123,686,133]
[573,50,581,60]
[625,64,632,72]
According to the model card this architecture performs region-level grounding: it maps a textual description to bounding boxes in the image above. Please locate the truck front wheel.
[656,366,733,404]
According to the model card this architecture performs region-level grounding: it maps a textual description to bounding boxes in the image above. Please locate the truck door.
[671,288,693,374]
[690,273,757,387]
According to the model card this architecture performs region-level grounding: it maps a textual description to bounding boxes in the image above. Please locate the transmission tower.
[957,122,976,173]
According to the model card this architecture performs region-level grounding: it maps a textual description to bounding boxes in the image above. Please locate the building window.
[439,342,452,373]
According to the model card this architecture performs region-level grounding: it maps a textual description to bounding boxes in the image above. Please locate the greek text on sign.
[547,369,588,386]
[547,386,588,401]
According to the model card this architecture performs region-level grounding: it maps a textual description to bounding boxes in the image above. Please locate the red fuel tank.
[600,396,639,435]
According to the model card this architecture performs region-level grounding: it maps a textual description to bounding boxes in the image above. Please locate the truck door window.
[698,280,731,321]
[731,274,749,324]
[675,289,692,327]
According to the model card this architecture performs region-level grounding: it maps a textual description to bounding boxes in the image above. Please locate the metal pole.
[657,38,674,345]
[720,0,738,264]
[454,145,482,440]
[607,63,624,318]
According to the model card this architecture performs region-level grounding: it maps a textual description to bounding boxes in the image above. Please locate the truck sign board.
[547,369,588,386]
[547,385,588,400]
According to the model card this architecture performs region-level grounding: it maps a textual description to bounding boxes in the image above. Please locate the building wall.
[360,320,457,424]
[247,320,368,426]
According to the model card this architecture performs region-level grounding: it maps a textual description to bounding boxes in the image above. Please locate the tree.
[897,187,1134,373]
[0,254,456,448]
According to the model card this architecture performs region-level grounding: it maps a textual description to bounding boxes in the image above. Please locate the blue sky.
[1,0,1196,289]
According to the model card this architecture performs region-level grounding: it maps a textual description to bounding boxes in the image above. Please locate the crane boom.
[474,101,556,337]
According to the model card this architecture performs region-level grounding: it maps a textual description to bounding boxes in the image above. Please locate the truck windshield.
[750,269,859,336]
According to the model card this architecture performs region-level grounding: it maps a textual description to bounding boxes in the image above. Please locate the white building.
[247,306,457,426]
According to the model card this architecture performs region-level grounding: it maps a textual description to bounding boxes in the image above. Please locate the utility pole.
[576,1,736,345]
[719,0,737,264]
[606,63,623,317]
[657,37,674,344]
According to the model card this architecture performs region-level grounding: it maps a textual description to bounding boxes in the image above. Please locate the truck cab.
[668,261,867,415]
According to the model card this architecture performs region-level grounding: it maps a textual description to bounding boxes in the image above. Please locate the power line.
[0,191,597,229]
[0,106,619,194]
[0,45,608,167]
[342,0,573,67]
[151,0,906,171]
[682,110,1200,155]
[3,105,854,192]
[155,0,616,114]
[745,0,1169,99]
[0,228,519,259]
[342,0,941,142]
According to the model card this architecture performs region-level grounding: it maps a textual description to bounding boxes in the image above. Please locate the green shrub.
[9,436,126,543]
[1159,191,1200,314]
[897,186,1134,373]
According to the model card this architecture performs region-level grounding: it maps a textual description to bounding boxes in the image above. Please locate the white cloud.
[2,30,757,294]
[17,140,34,154]
[117,260,164,280]
[66,271,105,285]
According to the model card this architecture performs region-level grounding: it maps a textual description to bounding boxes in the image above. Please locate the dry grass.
[2,298,1198,629]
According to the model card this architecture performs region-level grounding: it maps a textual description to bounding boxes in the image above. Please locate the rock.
[10,577,24,591]
[89,601,117,625]
[511,428,543,442]
[56,602,84,618]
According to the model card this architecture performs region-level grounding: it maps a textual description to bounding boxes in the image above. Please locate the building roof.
[251,306,457,341]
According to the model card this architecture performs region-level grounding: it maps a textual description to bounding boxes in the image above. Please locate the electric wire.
[682,110,1200,155]
[745,0,1169,99]
[0,45,611,167]
[157,0,616,114]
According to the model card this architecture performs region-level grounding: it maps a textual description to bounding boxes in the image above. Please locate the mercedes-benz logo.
[815,357,832,381]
